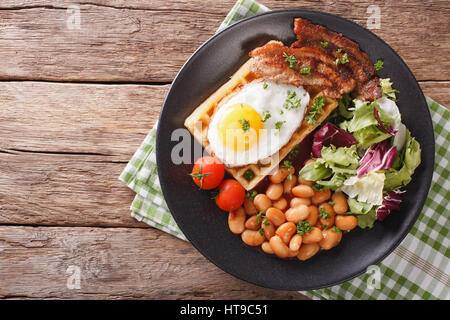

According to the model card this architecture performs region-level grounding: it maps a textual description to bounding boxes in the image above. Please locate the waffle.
[184,59,338,190]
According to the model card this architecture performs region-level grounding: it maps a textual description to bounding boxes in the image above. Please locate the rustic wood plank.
[0,225,308,299]
[0,82,165,160]
[0,0,448,82]
[420,81,450,109]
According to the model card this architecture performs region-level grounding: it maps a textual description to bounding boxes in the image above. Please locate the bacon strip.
[249,40,356,99]
[292,18,381,101]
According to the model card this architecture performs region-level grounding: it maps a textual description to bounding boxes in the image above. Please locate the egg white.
[207,80,310,166]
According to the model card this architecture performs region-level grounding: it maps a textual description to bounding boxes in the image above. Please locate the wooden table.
[0,0,448,300]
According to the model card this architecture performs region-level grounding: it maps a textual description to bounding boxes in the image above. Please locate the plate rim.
[155,9,435,291]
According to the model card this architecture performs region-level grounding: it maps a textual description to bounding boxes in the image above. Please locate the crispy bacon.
[292,18,381,101]
[249,40,356,99]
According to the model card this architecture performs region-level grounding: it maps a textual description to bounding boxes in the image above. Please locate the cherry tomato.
[215,179,245,212]
[190,156,224,190]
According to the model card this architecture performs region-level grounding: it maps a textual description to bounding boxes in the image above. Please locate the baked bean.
[265,207,286,226]
[228,207,246,234]
[297,243,320,261]
[297,177,314,187]
[332,191,348,214]
[288,249,299,257]
[244,198,258,216]
[335,215,358,231]
[262,220,276,240]
[261,241,274,254]
[289,234,303,251]
[306,205,319,226]
[273,197,288,211]
[241,229,265,246]
[319,228,342,250]
[292,185,315,198]
[311,189,331,205]
[290,197,311,207]
[285,205,309,223]
[319,202,335,228]
[269,235,290,258]
[283,175,297,194]
[269,166,295,184]
[266,183,283,200]
[275,222,297,244]
[253,194,272,212]
[244,215,261,231]
[302,227,323,244]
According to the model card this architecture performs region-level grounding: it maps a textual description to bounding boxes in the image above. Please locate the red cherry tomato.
[215,179,245,212]
[190,156,225,190]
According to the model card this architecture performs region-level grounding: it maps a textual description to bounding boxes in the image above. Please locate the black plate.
[156,10,434,290]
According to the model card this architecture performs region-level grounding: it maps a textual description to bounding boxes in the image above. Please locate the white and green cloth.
[120,0,449,299]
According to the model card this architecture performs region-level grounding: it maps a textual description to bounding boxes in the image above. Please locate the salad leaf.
[341,171,385,205]
[356,140,397,178]
[380,78,399,101]
[347,197,374,215]
[376,191,403,221]
[311,122,356,158]
[338,94,354,119]
[384,130,421,191]
[298,160,332,181]
[352,125,392,149]
[321,144,360,167]
[357,210,377,229]
[315,173,346,191]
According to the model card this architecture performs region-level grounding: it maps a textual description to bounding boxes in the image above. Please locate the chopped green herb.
[283,90,302,110]
[297,220,313,235]
[289,144,300,159]
[239,119,250,132]
[319,207,331,219]
[262,218,270,226]
[283,52,297,68]
[305,96,325,124]
[258,228,264,236]
[282,160,294,180]
[321,41,328,48]
[243,169,255,181]
[330,226,341,233]
[335,52,349,66]
[279,109,284,115]
[262,111,271,123]
[246,190,257,200]
[328,201,335,206]
[322,224,329,230]
[263,81,268,89]
[275,121,286,130]
[374,59,384,71]
[300,66,311,76]
[336,48,342,53]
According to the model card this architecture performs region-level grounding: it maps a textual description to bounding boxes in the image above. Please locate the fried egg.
[207,80,310,166]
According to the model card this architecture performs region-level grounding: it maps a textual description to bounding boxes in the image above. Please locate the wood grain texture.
[0,0,448,82]
[0,226,308,299]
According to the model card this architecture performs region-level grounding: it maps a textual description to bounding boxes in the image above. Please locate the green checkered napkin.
[120,0,449,299]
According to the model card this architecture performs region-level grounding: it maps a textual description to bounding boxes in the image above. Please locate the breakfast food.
[186,18,421,261]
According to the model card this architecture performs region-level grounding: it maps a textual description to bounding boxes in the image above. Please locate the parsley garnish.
[321,41,328,48]
[300,66,311,76]
[239,119,250,132]
[336,48,342,53]
[297,221,313,235]
[305,96,325,124]
[330,226,341,233]
[335,52,349,66]
[246,190,257,200]
[262,111,271,123]
[289,144,300,159]
[263,82,268,89]
[374,59,384,71]
[275,121,286,130]
[319,207,331,219]
[279,109,284,115]
[258,228,264,236]
[283,90,302,110]
[256,210,265,224]
[322,224,328,230]
[262,218,270,226]
[283,52,297,68]
[281,160,294,181]
[243,169,255,181]
[328,201,335,206]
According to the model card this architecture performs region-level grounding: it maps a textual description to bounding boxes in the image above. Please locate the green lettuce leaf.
[347,197,374,214]
[298,160,332,181]
[357,210,377,229]
[321,144,359,167]
[384,130,421,191]
[316,173,346,191]
[352,125,393,149]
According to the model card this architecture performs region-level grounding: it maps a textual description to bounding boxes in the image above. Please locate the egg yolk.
[218,103,264,151]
